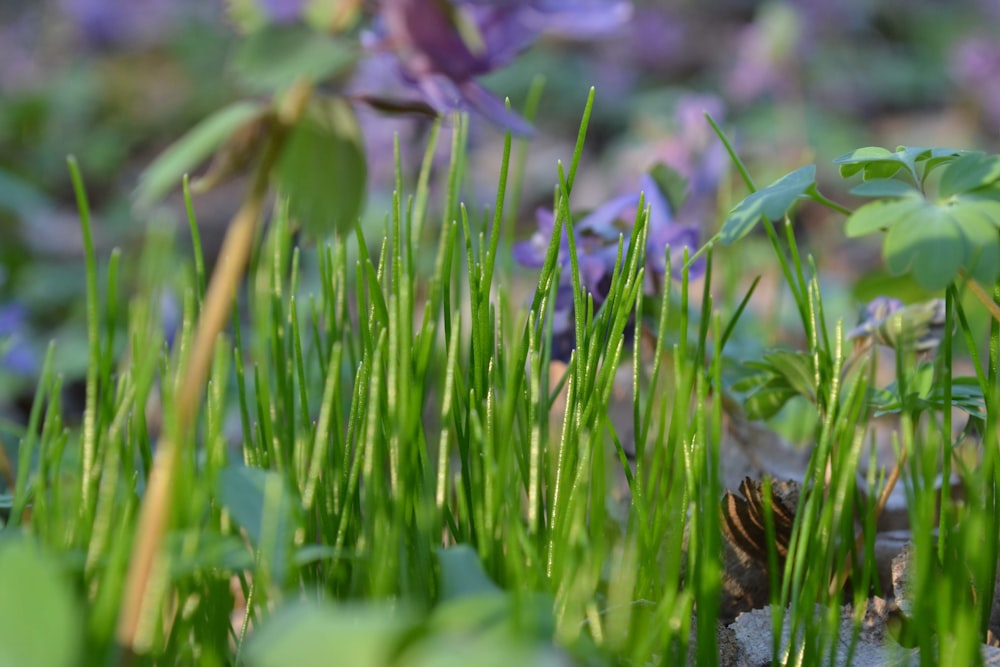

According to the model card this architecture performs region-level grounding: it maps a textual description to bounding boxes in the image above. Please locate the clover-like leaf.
[952,205,1000,285]
[849,179,919,198]
[135,101,265,209]
[273,96,367,236]
[883,205,965,290]
[230,25,356,94]
[834,145,963,183]
[939,152,1000,198]
[720,164,816,245]
[844,195,926,238]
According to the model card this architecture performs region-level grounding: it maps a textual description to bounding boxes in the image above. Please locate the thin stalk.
[115,80,313,652]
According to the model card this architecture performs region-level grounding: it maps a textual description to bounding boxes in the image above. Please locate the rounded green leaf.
[274,96,367,236]
[883,205,964,289]
[0,539,80,667]
[844,196,925,237]
[135,101,265,209]
[720,165,815,245]
[245,602,415,667]
[952,205,1000,284]
[940,152,1000,198]
[849,178,918,198]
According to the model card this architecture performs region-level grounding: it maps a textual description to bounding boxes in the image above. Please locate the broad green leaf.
[229,25,356,93]
[849,179,918,198]
[428,592,556,642]
[844,196,925,237]
[940,152,1000,198]
[835,146,962,182]
[135,101,264,209]
[743,384,800,420]
[436,545,501,601]
[883,206,964,289]
[720,165,816,245]
[166,531,255,578]
[274,96,367,236]
[762,349,816,399]
[217,464,297,579]
[648,162,689,213]
[952,205,1000,284]
[834,146,896,178]
[245,602,415,667]
[0,539,80,667]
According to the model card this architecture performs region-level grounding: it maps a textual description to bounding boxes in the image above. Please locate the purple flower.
[514,171,704,360]
[848,297,946,352]
[951,36,1000,131]
[0,303,36,376]
[58,0,194,49]
[360,0,631,134]
[258,0,309,24]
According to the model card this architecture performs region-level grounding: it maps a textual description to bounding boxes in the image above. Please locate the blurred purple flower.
[951,36,1000,131]
[0,303,36,376]
[359,0,631,134]
[258,0,309,23]
[723,3,803,105]
[848,297,946,353]
[58,0,205,49]
[514,172,704,360]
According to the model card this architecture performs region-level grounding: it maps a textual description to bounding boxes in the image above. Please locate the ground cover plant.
[4,2,1000,666]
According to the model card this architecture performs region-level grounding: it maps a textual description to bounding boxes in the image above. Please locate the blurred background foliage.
[2,0,1000,425]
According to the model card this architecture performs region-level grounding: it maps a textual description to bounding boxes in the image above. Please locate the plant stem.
[115,79,313,654]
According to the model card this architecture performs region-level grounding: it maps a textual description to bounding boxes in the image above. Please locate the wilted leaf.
[0,539,80,667]
[720,165,816,245]
[135,101,265,209]
[230,25,356,93]
[273,96,367,236]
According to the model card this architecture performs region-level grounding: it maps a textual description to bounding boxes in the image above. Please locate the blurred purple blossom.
[57,0,205,49]
[514,171,704,360]
[723,3,803,105]
[258,0,309,24]
[358,0,631,134]
[0,303,36,376]
[951,36,1000,131]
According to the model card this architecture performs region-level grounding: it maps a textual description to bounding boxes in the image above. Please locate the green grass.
[1,97,999,667]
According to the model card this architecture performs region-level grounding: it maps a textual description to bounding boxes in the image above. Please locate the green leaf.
[720,165,816,245]
[135,101,265,209]
[229,25,356,93]
[274,96,367,236]
[0,539,80,667]
[761,349,816,399]
[245,602,415,667]
[217,465,298,579]
[952,205,1000,285]
[834,146,896,179]
[940,152,1000,198]
[743,384,800,420]
[648,162,689,213]
[849,179,919,198]
[835,146,963,182]
[844,195,926,237]
[883,205,965,289]
[436,545,501,601]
